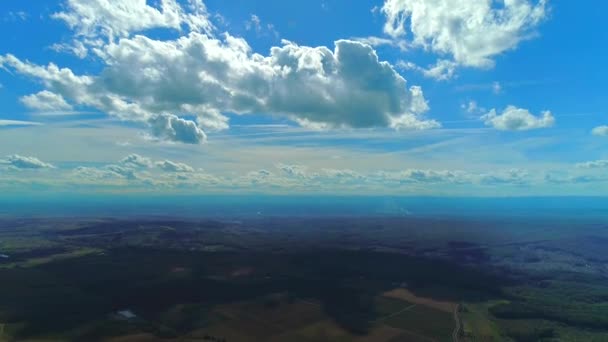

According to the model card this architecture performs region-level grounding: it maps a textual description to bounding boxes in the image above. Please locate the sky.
[0,0,607,196]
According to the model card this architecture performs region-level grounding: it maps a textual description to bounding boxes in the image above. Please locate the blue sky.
[0,0,607,196]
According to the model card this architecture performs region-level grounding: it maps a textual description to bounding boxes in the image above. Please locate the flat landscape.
[0,215,607,341]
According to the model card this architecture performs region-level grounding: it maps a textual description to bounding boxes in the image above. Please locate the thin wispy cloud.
[0,119,42,127]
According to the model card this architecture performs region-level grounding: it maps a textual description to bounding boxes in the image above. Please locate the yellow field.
[382,288,457,313]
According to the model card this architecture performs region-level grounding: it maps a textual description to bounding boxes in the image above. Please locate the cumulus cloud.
[120,154,153,168]
[545,172,608,185]
[105,164,138,180]
[480,169,529,185]
[381,0,547,68]
[52,0,212,41]
[0,155,54,169]
[149,114,207,144]
[320,168,363,180]
[276,163,308,178]
[370,168,537,186]
[379,169,470,184]
[98,35,434,130]
[270,165,537,187]
[241,169,274,186]
[118,154,196,175]
[591,125,608,136]
[481,106,554,131]
[156,160,195,173]
[72,166,128,181]
[73,155,198,183]
[0,0,439,144]
[20,90,73,111]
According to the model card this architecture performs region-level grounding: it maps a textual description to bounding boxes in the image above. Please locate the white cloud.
[481,106,554,131]
[405,169,468,183]
[0,0,441,144]
[1,28,438,141]
[120,154,153,168]
[372,168,534,186]
[149,114,207,144]
[461,100,485,115]
[245,14,261,31]
[50,40,88,59]
[492,81,502,94]
[52,0,212,42]
[245,14,279,39]
[156,160,195,173]
[321,169,363,179]
[20,90,73,111]
[276,163,308,178]
[244,14,260,33]
[381,0,547,68]
[455,80,515,93]
[239,169,274,186]
[397,59,457,81]
[591,125,608,136]
[101,35,434,130]
[544,172,608,185]
[377,169,471,184]
[0,120,42,127]
[480,168,529,185]
[421,59,457,81]
[0,155,54,169]
[105,164,138,180]
[0,152,595,192]
[72,165,143,183]
[5,11,28,22]
[352,36,408,51]
[576,160,608,169]
[73,155,197,184]
[72,166,126,181]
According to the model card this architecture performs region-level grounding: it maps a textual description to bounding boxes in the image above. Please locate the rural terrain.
[0,216,607,341]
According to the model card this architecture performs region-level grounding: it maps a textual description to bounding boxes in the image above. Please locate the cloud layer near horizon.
[1,152,606,195]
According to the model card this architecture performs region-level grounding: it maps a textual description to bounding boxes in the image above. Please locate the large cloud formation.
[381,0,547,68]
[0,0,438,144]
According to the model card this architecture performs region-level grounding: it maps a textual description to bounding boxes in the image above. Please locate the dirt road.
[452,304,461,342]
